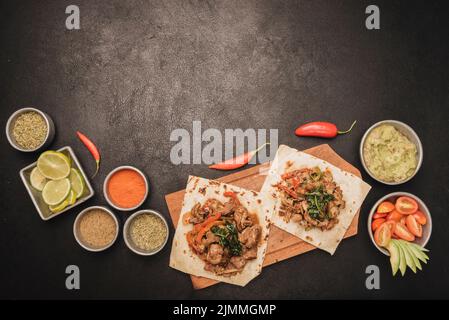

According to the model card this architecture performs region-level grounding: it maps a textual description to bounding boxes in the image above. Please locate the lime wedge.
[49,198,69,213]
[69,168,85,199]
[37,151,71,180]
[30,167,48,191]
[42,178,71,206]
[68,190,77,205]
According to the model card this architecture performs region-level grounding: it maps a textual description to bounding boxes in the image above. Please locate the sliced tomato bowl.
[367,192,432,256]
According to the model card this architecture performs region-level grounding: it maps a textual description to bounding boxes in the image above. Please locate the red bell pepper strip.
[295,121,356,138]
[224,191,241,205]
[195,214,222,243]
[281,172,296,180]
[209,143,270,170]
[276,184,298,199]
[291,177,301,189]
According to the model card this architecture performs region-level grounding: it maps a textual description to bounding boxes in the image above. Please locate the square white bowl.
[19,146,95,220]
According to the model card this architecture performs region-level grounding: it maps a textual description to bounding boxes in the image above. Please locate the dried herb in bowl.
[129,213,168,252]
[12,111,47,150]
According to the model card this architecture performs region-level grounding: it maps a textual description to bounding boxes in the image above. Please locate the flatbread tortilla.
[261,145,371,255]
[169,176,271,287]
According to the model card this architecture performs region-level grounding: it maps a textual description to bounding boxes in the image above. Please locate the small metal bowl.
[73,206,119,252]
[123,209,169,256]
[359,120,423,185]
[6,107,55,152]
[103,166,149,211]
[368,192,432,256]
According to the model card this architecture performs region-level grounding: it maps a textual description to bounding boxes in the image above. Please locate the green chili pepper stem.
[337,120,357,135]
[92,159,100,178]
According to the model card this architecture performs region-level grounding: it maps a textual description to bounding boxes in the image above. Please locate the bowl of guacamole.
[360,120,423,185]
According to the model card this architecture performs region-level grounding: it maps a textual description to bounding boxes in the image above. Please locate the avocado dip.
[363,124,417,182]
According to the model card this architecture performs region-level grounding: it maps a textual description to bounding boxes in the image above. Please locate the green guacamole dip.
[363,124,417,182]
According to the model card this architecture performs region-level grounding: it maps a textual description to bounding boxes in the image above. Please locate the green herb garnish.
[211,222,242,256]
[305,186,334,221]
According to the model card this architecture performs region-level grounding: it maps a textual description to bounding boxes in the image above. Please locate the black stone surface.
[1,0,448,299]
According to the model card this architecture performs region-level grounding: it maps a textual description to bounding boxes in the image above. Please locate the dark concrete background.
[1,0,448,299]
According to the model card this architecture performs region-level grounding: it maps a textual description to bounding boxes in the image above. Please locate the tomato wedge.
[377,201,395,214]
[373,212,387,219]
[406,215,422,237]
[413,211,427,225]
[400,216,406,226]
[374,222,392,247]
[394,223,415,242]
[386,210,403,222]
[384,220,397,234]
[371,218,385,231]
[395,196,418,215]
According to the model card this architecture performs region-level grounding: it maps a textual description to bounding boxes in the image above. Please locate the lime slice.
[69,168,85,199]
[37,151,71,180]
[49,190,76,213]
[30,167,48,191]
[68,190,77,205]
[49,198,69,213]
[42,178,71,206]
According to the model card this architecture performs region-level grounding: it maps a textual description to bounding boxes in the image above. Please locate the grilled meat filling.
[185,194,261,276]
[275,167,345,231]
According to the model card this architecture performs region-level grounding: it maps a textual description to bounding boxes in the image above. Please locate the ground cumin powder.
[79,209,116,248]
[107,169,147,208]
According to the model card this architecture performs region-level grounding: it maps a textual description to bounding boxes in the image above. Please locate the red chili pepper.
[76,131,100,178]
[209,143,269,170]
[295,120,357,138]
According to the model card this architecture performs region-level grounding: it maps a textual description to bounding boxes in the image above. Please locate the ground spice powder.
[107,169,146,208]
[79,209,116,248]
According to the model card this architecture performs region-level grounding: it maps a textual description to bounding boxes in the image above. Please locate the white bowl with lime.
[20,146,95,220]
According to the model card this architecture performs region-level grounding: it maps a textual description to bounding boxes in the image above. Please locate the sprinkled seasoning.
[130,213,167,251]
[79,209,117,248]
[12,111,47,149]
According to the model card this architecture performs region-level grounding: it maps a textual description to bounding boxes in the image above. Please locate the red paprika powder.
[107,169,147,209]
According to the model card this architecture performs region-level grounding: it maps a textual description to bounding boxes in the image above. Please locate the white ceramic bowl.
[359,120,423,185]
[368,192,432,256]
[73,206,119,252]
[103,166,149,211]
[19,146,95,221]
[6,107,55,152]
[123,209,169,256]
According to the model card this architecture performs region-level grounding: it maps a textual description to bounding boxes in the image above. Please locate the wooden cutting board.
[165,144,362,289]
